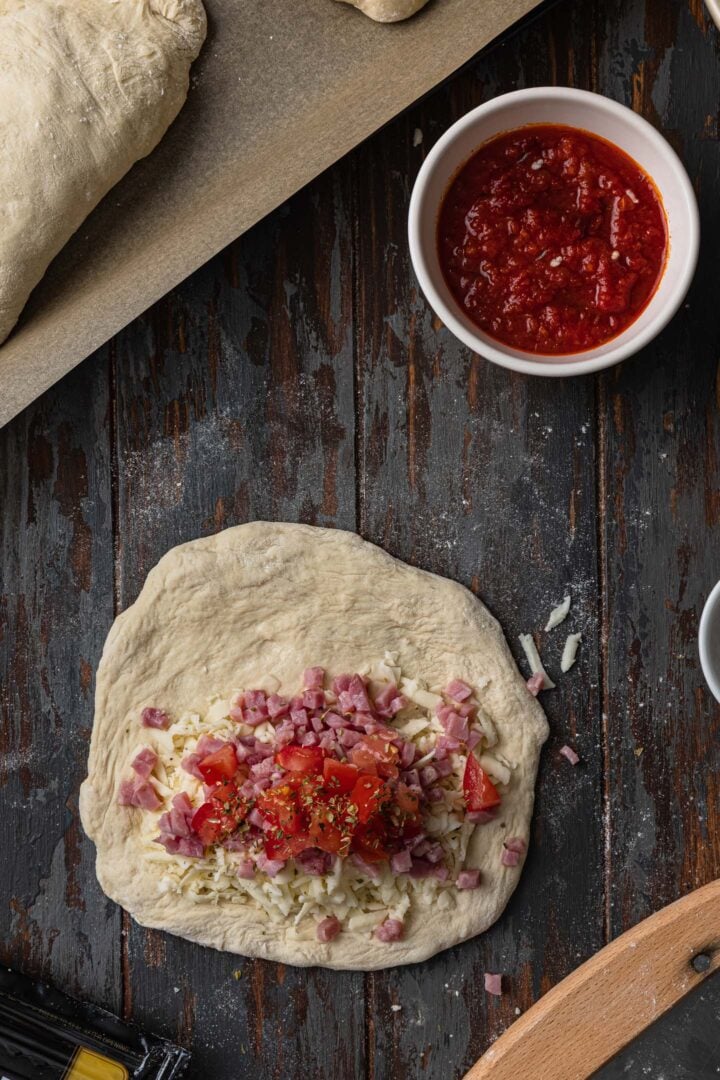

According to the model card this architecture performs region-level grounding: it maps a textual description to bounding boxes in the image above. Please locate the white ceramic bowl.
[408,87,700,377]
[699,580,720,703]
[705,0,720,30]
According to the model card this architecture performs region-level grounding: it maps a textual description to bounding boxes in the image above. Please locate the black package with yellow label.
[0,968,189,1079]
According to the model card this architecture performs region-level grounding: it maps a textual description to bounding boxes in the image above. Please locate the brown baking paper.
[0,0,541,429]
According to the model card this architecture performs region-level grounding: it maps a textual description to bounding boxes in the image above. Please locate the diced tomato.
[197,743,239,784]
[349,735,399,779]
[323,757,359,794]
[191,801,223,845]
[308,810,347,855]
[463,753,501,813]
[256,783,304,835]
[275,744,325,775]
[395,782,420,817]
[264,833,311,860]
[191,784,249,846]
[349,774,391,824]
[352,823,389,863]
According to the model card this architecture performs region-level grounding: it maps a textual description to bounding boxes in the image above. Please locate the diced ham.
[426,787,445,803]
[117,779,137,806]
[420,765,438,787]
[457,869,481,890]
[303,689,325,711]
[244,708,266,727]
[374,918,404,942]
[141,707,170,730]
[339,728,363,748]
[131,747,158,779]
[466,730,483,751]
[400,768,420,788]
[229,705,245,722]
[155,834,203,858]
[248,808,265,830]
[303,667,326,689]
[300,731,320,747]
[244,690,267,711]
[409,858,435,878]
[181,753,204,780]
[390,849,413,874]
[424,842,444,864]
[400,741,416,769]
[527,673,544,697]
[501,837,526,867]
[348,674,371,713]
[433,758,454,779]
[351,854,381,880]
[196,734,225,757]
[118,777,161,811]
[316,915,341,942]
[250,756,276,780]
[332,674,353,695]
[455,702,476,719]
[274,722,295,747]
[446,679,472,702]
[267,694,289,719]
[223,836,247,852]
[236,860,256,879]
[484,973,503,996]
[560,744,580,766]
[296,848,332,876]
[337,691,355,713]
[441,711,470,742]
[437,735,461,753]
[311,714,324,733]
[290,707,308,726]
[256,852,285,877]
[433,863,450,881]
[325,712,346,729]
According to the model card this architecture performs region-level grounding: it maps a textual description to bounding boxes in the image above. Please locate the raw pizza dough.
[80,523,548,970]
[335,0,431,22]
[0,0,206,346]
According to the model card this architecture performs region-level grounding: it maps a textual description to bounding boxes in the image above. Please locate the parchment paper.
[0,0,541,429]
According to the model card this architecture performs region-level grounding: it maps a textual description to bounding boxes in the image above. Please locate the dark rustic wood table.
[2,1,720,1077]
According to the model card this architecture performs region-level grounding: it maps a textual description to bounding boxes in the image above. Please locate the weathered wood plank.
[0,360,119,1008]
[599,0,720,936]
[110,165,364,1078]
[354,4,605,1075]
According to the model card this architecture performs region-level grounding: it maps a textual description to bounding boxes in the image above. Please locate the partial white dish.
[408,86,700,378]
[699,579,720,704]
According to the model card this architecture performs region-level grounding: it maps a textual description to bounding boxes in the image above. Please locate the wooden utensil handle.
[464,879,720,1080]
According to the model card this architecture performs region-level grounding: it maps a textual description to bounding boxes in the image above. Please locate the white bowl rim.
[408,86,700,378]
[705,0,720,29]
[699,579,720,703]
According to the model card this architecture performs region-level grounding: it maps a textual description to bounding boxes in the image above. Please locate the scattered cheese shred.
[518,633,555,689]
[545,594,571,631]
[560,632,582,673]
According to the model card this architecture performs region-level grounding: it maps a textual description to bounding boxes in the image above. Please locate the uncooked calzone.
[0,0,206,346]
[335,0,431,22]
[81,523,548,970]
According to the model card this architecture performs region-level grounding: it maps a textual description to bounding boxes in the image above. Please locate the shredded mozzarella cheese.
[560,632,582,673]
[518,633,556,690]
[545,594,571,631]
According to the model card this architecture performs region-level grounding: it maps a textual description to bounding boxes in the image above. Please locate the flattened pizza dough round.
[80,523,548,969]
[335,0,430,22]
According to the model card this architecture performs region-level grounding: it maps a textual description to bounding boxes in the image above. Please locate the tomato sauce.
[437,124,668,355]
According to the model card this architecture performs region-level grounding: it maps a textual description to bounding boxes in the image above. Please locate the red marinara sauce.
[437,124,668,355]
